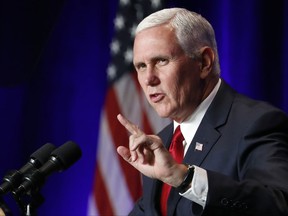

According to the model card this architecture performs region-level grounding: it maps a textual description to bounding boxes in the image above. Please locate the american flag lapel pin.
[195,142,204,151]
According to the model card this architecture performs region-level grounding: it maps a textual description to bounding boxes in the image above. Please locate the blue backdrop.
[0,0,287,215]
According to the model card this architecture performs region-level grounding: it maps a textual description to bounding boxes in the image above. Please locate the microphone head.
[12,141,81,196]
[30,143,56,167]
[50,141,82,170]
[0,143,56,195]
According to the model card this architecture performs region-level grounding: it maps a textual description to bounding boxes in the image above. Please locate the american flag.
[88,0,169,215]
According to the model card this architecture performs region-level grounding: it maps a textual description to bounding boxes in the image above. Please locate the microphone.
[13,141,82,196]
[0,143,56,195]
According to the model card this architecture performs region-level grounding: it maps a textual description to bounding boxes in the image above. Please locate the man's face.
[133,25,204,122]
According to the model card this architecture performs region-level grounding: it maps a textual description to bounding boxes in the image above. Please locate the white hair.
[136,8,220,75]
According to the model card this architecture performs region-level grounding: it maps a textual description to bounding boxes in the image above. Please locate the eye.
[157,58,168,66]
[135,63,146,72]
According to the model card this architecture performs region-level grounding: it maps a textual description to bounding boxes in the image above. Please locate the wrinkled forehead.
[133,25,183,64]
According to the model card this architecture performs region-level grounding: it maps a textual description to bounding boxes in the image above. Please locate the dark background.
[0,0,287,215]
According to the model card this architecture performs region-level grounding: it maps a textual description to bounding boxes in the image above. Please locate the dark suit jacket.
[129,80,288,216]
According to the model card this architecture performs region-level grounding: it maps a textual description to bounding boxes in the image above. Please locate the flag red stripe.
[105,84,142,201]
[94,164,114,215]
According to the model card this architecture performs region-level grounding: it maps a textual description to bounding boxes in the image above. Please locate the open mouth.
[149,93,164,103]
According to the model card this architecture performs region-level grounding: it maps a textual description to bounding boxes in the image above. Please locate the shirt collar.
[174,79,221,145]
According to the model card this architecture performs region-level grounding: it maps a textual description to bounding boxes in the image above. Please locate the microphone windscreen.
[50,141,82,170]
[30,143,56,165]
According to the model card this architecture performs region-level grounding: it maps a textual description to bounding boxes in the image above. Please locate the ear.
[199,47,215,79]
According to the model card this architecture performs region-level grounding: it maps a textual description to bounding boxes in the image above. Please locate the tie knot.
[169,125,184,163]
[173,125,184,144]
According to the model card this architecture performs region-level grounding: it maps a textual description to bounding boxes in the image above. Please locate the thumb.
[117,146,132,162]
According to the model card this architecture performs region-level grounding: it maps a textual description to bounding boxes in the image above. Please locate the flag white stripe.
[115,74,143,126]
[97,111,134,215]
[87,195,98,216]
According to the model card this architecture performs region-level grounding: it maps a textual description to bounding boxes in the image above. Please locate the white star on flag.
[151,0,161,8]
[110,39,120,55]
[124,48,133,63]
[114,15,125,30]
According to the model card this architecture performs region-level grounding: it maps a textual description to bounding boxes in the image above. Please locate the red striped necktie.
[160,125,184,216]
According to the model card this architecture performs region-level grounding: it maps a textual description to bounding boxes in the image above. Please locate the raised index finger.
[117,114,142,135]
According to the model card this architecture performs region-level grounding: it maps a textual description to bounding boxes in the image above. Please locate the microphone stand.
[12,188,44,216]
[12,168,46,216]
[2,141,81,215]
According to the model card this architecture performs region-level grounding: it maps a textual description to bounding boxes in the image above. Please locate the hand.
[116,114,187,187]
[0,208,5,216]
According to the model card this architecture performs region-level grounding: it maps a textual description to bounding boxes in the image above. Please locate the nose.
[144,68,160,86]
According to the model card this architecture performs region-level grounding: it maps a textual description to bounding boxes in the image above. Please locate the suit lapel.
[184,80,235,166]
[167,80,235,215]
[150,123,173,215]
[184,122,221,166]
[167,122,222,216]
[160,123,174,149]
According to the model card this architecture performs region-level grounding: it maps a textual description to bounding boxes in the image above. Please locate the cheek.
[164,76,183,103]
[173,73,198,104]
[137,78,151,102]
[137,74,146,89]
[137,72,143,84]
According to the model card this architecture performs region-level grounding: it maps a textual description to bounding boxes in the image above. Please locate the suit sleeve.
[202,109,288,216]
[129,197,145,216]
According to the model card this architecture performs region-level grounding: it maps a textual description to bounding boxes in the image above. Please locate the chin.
[154,109,171,119]
[151,104,173,118]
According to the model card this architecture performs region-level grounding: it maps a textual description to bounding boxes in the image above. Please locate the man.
[117,8,288,216]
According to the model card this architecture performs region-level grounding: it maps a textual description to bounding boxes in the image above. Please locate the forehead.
[133,25,183,62]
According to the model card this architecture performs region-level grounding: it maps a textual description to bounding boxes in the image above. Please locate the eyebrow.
[134,55,170,66]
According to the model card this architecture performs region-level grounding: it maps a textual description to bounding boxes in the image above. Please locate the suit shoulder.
[234,93,287,118]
